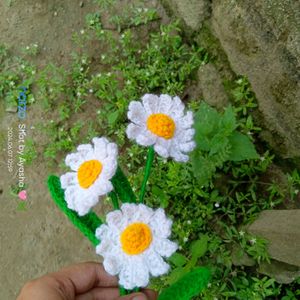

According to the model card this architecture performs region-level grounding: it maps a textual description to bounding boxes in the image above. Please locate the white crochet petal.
[178,141,196,153]
[126,123,144,140]
[92,137,109,160]
[95,224,110,240]
[103,255,122,276]
[175,128,195,143]
[77,143,93,155]
[121,203,137,223]
[170,96,185,119]
[65,186,98,216]
[95,237,114,256]
[149,208,172,238]
[106,142,118,158]
[90,177,113,195]
[60,172,77,189]
[170,147,189,162]
[158,94,173,114]
[119,257,150,289]
[65,152,85,171]
[128,101,148,124]
[136,132,156,146]
[142,94,160,114]
[144,248,170,277]
[153,237,178,258]
[101,157,118,179]
[154,143,170,158]
[179,111,194,129]
[131,204,154,223]
[106,210,127,232]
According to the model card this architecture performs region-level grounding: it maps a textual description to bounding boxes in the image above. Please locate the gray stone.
[247,210,300,267]
[231,245,256,267]
[163,0,211,31]
[197,63,229,109]
[259,260,300,284]
[211,0,300,159]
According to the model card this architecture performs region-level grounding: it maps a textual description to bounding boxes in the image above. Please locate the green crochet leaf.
[47,175,102,247]
[158,267,211,300]
[111,166,136,203]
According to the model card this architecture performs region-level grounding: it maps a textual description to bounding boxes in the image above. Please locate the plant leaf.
[228,132,259,161]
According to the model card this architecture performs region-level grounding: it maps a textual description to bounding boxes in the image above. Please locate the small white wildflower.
[80,67,84,72]
[101,54,106,60]
[54,11,58,17]
[21,64,25,69]
[295,189,299,195]
[26,46,30,50]
[239,230,245,237]
[107,72,111,77]
[187,220,191,225]
[100,30,104,35]
[49,88,53,93]
[144,8,149,12]
[81,58,87,64]
[77,92,81,97]
[214,202,220,208]
[137,8,142,13]
[80,29,85,34]
[121,34,125,39]
[161,32,166,36]
[207,283,212,288]
[247,131,252,135]
[50,120,54,123]
[178,246,182,250]
[31,70,36,75]
[183,237,188,243]
[162,159,167,164]
[9,81,15,86]
[270,201,275,207]
[126,80,131,85]
[129,153,133,157]
[260,156,265,161]
[60,128,64,132]
[250,238,257,245]
[89,89,93,93]
[97,73,102,78]
[96,110,101,114]
[138,49,141,54]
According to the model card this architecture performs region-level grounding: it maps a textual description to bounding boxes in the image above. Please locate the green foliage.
[191,102,259,186]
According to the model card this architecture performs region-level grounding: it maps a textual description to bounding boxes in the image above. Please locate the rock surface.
[162,0,300,160]
[247,210,300,267]
[197,63,229,109]
[259,260,300,284]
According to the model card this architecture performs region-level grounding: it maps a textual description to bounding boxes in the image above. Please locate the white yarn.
[126,94,196,162]
[60,137,118,216]
[95,203,178,290]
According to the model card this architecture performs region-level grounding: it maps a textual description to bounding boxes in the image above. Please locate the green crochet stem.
[47,175,102,247]
[158,267,211,300]
[139,146,155,203]
[111,165,136,203]
[109,191,120,210]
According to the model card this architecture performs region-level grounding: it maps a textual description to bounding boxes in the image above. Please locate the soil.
[0,1,102,299]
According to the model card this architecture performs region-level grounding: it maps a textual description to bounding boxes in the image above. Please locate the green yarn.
[158,267,211,300]
[139,146,155,203]
[109,191,120,210]
[111,165,136,203]
[47,175,102,247]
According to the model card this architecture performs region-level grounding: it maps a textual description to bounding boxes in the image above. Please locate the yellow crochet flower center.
[146,113,175,139]
[77,159,102,189]
[120,223,153,255]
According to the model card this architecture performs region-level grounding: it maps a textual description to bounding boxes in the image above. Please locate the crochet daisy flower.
[95,203,178,289]
[126,94,195,162]
[60,137,118,216]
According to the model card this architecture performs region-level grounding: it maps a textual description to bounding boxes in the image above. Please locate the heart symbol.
[18,190,27,201]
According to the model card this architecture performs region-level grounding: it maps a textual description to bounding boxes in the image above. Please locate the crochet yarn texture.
[47,175,102,246]
[158,267,211,300]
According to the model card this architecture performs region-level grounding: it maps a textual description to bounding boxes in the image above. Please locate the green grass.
[1,0,300,299]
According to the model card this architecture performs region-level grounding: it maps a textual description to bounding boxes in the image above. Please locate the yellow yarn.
[120,223,152,255]
[77,160,102,189]
[147,113,175,139]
